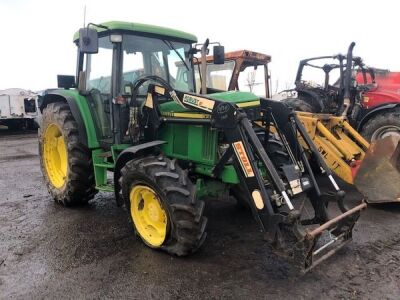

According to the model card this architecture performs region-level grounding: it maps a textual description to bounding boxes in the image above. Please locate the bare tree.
[246,71,256,93]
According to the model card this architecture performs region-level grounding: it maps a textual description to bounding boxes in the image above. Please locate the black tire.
[121,155,207,256]
[360,108,400,142]
[264,132,291,168]
[282,98,315,113]
[39,102,97,206]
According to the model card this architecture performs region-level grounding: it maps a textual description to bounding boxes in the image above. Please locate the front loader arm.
[211,103,298,235]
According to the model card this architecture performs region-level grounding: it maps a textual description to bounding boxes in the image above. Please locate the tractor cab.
[72,21,199,146]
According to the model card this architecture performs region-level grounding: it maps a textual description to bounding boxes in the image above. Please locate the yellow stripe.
[237,100,260,108]
[161,112,211,119]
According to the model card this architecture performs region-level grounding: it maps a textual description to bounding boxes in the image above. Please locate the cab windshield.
[84,33,195,140]
[86,34,195,94]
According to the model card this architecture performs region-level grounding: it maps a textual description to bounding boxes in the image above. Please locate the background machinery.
[194,49,400,203]
[281,43,400,143]
[39,22,365,272]
[0,88,39,130]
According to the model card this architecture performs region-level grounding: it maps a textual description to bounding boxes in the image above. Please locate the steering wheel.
[130,75,174,108]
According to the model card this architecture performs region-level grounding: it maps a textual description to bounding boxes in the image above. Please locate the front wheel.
[360,108,400,142]
[120,155,207,256]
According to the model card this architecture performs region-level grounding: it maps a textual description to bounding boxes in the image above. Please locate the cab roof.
[73,21,197,43]
[198,49,271,65]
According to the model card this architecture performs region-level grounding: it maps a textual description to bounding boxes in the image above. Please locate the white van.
[0,88,39,130]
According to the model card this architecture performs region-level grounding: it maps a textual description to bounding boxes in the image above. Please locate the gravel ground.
[0,131,399,299]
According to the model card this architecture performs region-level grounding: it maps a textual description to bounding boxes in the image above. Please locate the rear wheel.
[360,108,400,142]
[121,155,207,256]
[39,102,97,206]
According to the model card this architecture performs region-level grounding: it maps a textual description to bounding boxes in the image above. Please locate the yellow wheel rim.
[130,185,168,247]
[43,124,68,189]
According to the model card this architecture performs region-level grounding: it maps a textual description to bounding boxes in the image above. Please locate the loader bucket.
[354,135,400,203]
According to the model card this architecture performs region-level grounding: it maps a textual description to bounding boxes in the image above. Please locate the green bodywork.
[156,91,261,185]
[157,123,239,185]
[73,21,197,43]
[91,144,129,192]
[52,87,253,192]
[155,91,259,188]
[209,91,259,103]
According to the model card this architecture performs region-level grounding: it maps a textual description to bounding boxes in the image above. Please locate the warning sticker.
[182,94,215,112]
[144,93,153,108]
[155,85,165,95]
[232,141,254,177]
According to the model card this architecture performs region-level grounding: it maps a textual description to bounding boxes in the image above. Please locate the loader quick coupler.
[127,77,366,272]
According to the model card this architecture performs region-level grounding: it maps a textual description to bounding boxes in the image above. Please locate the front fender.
[113,140,167,206]
[41,89,99,148]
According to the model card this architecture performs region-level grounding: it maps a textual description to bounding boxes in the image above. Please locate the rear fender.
[357,103,400,131]
[40,89,98,148]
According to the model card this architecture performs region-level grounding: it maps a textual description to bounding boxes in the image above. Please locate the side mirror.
[79,28,99,54]
[213,45,225,65]
[57,75,75,89]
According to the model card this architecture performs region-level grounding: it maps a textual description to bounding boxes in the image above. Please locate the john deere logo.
[217,103,230,115]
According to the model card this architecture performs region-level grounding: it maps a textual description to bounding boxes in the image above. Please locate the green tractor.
[39,21,365,272]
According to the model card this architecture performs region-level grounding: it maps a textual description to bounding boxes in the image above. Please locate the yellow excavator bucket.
[296,112,400,203]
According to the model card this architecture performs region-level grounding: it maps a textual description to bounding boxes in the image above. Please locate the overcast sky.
[1,0,399,92]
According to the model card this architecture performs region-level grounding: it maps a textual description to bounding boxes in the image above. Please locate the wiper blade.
[163,40,190,71]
